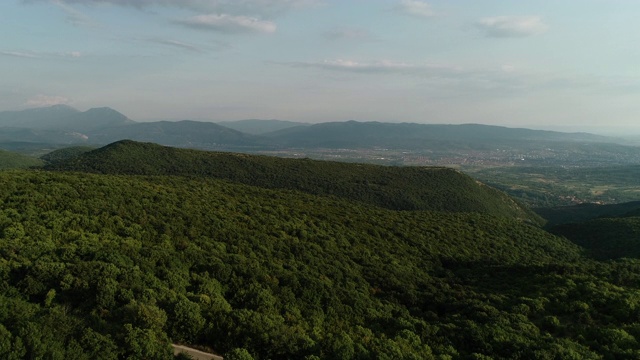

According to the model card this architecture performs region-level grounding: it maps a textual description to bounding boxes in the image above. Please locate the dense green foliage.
[536,201,640,227]
[46,140,540,223]
[1,169,640,358]
[41,146,96,164]
[552,215,640,260]
[0,149,43,169]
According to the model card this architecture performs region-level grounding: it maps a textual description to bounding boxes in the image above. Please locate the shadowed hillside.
[551,214,640,260]
[536,201,640,227]
[46,140,541,222]
[41,146,96,164]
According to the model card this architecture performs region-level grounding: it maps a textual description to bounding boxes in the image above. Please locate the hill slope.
[87,121,263,148]
[217,119,308,135]
[0,149,43,169]
[0,105,133,132]
[46,140,540,222]
[536,201,640,227]
[1,170,636,359]
[265,121,611,149]
[0,104,79,128]
[40,146,96,164]
[0,127,89,145]
[551,212,640,260]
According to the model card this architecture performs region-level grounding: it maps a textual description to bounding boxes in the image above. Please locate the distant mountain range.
[0,105,631,152]
[88,120,263,148]
[217,119,308,135]
[0,105,134,132]
[264,121,611,149]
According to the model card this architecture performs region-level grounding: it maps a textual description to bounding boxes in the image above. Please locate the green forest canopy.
[0,142,639,358]
[45,140,541,223]
[0,149,43,170]
[0,169,638,358]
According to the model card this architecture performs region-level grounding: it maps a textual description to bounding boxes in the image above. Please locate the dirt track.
[172,344,223,360]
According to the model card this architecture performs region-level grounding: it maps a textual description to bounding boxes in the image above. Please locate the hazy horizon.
[5,102,640,137]
[3,1,640,134]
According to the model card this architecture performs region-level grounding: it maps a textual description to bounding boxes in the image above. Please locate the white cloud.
[23,0,209,9]
[24,0,319,17]
[176,14,276,33]
[280,58,602,95]
[52,0,96,27]
[476,16,548,38]
[283,58,640,99]
[395,0,434,18]
[26,0,316,36]
[323,27,376,41]
[0,51,41,59]
[0,50,82,59]
[1,50,84,60]
[25,95,71,107]
[285,59,464,77]
[148,38,204,52]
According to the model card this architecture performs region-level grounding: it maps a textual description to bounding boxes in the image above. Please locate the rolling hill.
[3,109,640,358]
[3,106,637,166]
[0,105,134,132]
[264,121,611,149]
[45,140,541,222]
[536,201,640,227]
[552,215,640,260]
[40,146,96,164]
[0,106,266,149]
[217,119,308,135]
[0,104,79,128]
[87,120,263,148]
[0,166,638,358]
[3,139,640,358]
[0,149,43,169]
[0,127,89,145]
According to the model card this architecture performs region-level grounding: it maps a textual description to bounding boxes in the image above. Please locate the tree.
[170,298,205,343]
[123,324,173,360]
[224,348,255,360]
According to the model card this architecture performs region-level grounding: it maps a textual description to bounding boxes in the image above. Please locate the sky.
[2,0,640,134]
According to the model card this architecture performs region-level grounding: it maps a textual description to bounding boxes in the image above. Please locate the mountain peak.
[84,107,129,118]
[47,104,78,112]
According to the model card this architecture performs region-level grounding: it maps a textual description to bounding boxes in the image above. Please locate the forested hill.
[40,146,95,164]
[552,216,640,260]
[536,201,640,227]
[0,149,44,169]
[0,169,634,359]
[45,140,540,222]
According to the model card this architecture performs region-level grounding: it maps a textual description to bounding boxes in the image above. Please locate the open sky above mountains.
[2,1,640,134]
